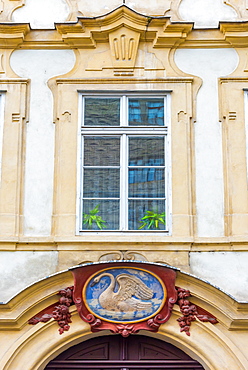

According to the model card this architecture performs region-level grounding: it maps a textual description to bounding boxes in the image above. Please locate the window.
[79,93,170,232]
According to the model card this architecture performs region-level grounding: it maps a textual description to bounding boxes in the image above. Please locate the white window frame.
[77,91,171,234]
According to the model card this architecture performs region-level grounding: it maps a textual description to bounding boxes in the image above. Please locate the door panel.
[45,335,205,369]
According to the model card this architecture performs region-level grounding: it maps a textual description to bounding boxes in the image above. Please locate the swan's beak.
[90,280,97,287]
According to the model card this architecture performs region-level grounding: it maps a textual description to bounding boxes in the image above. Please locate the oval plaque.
[83,267,166,323]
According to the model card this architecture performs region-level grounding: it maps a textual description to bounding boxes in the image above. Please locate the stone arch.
[0,266,247,370]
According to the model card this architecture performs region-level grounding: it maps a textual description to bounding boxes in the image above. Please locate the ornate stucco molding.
[220,21,248,46]
[55,6,192,75]
[2,5,248,51]
[56,6,193,47]
[0,23,29,48]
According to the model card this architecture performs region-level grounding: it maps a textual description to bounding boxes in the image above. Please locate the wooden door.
[45,335,205,369]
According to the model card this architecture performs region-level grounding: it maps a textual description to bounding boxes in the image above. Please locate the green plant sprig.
[139,210,166,230]
[83,204,107,230]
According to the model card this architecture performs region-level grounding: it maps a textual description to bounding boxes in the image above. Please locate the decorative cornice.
[0,7,248,50]
[0,7,247,50]
[152,20,193,48]
[220,21,248,47]
[56,5,193,50]
[0,23,30,48]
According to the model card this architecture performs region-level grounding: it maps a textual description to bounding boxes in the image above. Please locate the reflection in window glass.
[128,169,165,198]
[84,137,120,166]
[82,136,120,230]
[84,98,120,126]
[128,199,166,230]
[129,137,164,166]
[129,98,164,126]
[83,169,120,198]
[82,199,119,230]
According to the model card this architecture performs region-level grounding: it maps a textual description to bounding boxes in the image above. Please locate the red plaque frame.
[72,262,177,337]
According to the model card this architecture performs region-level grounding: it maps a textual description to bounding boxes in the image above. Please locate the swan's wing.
[125,297,152,310]
[116,274,153,301]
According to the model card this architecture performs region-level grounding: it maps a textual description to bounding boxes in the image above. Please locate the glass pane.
[128,98,164,126]
[128,199,166,230]
[82,199,119,230]
[83,169,120,198]
[84,98,120,126]
[129,137,164,166]
[84,137,120,166]
[129,169,165,198]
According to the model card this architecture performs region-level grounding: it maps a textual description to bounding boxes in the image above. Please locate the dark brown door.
[45,335,205,369]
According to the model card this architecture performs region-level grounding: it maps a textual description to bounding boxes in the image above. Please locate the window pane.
[128,200,166,230]
[129,169,165,198]
[129,137,164,166]
[128,98,164,126]
[84,98,120,126]
[84,137,120,166]
[82,200,119,230]
[83,169,120,198]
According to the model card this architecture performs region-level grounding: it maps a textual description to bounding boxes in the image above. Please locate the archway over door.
[45,334,205,369]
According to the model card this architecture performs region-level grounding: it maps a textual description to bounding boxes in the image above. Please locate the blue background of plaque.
[85,268,165,323]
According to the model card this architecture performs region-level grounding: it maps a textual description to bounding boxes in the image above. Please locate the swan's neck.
[98,273,115,291]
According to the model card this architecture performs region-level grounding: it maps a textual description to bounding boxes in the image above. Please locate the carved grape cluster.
[176,287,218,336]
[52,287,74,334]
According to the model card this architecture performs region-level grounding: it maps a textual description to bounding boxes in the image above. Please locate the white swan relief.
[85,267,165,323]
[90,272,154,312]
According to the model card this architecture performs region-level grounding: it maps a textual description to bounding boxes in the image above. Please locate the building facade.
[0,0,248,369]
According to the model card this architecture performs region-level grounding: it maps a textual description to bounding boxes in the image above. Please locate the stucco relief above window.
[48,6,195,240]
[55,6,193,79]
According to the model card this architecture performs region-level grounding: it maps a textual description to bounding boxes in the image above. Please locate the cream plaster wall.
[190,251,248,301]
[179,0,238,27]
[10,0,242,24]
[10,50,75,236]
[1,249,248,302]
[122,0,171,15]
[0,251,58,302]
[175,48,239,237]
[0,94,4,184]
[12,0,70,29]
[73,0,122,17]
[244,91,248,186]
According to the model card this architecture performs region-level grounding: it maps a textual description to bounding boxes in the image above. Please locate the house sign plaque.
[72,261,177,336]
[84,267,166,324]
